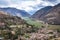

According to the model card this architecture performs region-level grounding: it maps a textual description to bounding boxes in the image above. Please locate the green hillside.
[24,17,43,28]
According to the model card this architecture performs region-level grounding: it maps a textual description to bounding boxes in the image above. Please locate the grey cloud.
[43,0,57,2]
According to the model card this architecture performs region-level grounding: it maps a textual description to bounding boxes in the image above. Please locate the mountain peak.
[31,4,60,24]
[54,3,60,7]
[57,3,60,5]
[31,6,52,20]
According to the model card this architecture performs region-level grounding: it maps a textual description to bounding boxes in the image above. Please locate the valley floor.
[0,18,60,40]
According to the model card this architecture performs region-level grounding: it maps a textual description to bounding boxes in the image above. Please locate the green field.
[24,17,60,30]
[24,17,43,28]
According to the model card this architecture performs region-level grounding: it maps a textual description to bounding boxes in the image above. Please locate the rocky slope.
[0,11,26,27]
[31,6,52,20]
[43,3,60,24]
[31,3,60,25]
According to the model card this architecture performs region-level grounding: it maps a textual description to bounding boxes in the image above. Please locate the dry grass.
[48,25,60,30]
[51,37,60,40]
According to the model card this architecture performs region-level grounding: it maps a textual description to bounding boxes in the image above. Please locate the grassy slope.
[48,25,60,30]
[51,37,60,40]
[23,17,43,28]
[23,17,60,40]
[23,17,60,30]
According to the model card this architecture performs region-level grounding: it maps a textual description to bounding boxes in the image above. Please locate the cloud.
[16,13,22,17]
[43,0,57,2]
[0,0,59,14]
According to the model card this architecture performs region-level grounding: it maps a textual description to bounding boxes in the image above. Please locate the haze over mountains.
[31,3,60,25]
[0,3,60,25]
[0,7,30,17]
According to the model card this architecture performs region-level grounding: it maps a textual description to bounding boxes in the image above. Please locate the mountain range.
[31,6,53,20]
[31,3,60,25]
[0,7,30,17]
[0,3,60,25]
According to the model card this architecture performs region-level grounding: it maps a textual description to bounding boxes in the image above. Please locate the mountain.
[31,3,60,25]
[0,7,30,17]
[31,6,52,20]
[0,11,26,27]
[43,3,60,24]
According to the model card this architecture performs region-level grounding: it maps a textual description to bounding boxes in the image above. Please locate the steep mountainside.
[43,3,60,24]
[31,6,52,20]
[0,7,30,17]
[0,11,26,27]
[31,3,60,25]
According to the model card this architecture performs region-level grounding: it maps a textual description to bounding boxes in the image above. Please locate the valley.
[0,3,60,40]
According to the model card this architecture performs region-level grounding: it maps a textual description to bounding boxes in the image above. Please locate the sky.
[0,0,60,15]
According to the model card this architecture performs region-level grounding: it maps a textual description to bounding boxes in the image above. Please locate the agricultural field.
[24,17,60,30]
[51,37,60,40]
[24,17,43,28]
[48,25,60,30]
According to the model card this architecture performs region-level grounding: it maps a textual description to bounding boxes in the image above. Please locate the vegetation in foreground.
[0,17,60,40]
